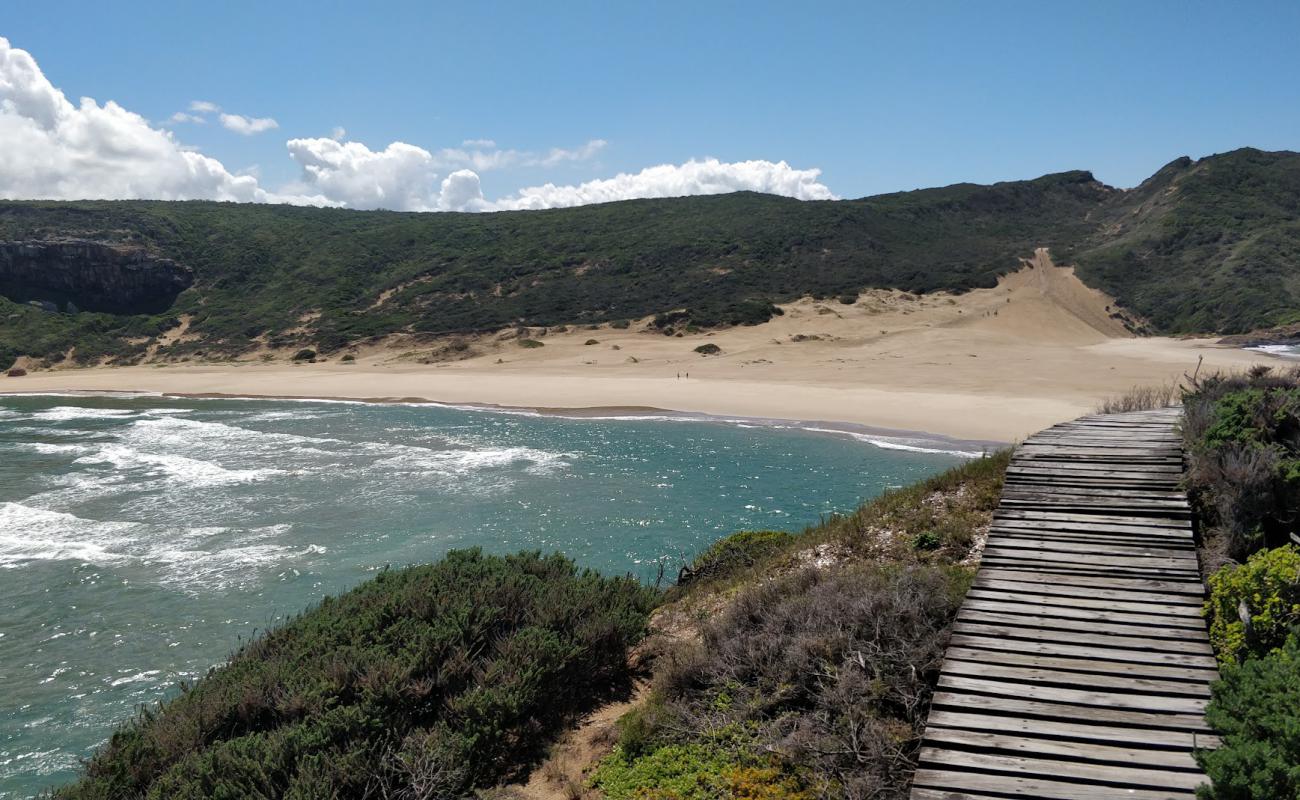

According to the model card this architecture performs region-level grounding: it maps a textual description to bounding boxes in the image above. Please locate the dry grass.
[1096,382,1180,414]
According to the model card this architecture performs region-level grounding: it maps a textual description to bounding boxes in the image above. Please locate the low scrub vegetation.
[595,452,1008,800]
[54,550,656,800]
[1182,367,1300,799]
[1205,545,1300,665]
[595,566,970,800]
[1198,633,1300,800]
[1096,382,1179,414]
[1183,366,1300,565]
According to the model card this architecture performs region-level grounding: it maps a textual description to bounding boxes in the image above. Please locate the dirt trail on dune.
[989,248,1133,343]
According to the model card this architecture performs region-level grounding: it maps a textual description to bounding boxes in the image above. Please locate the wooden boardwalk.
[911,407,1219,800]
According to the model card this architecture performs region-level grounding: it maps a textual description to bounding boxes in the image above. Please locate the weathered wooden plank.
[971,576,1204,606]
[946,632,1219,668]
[921,727,1202,770]
[940,658,1212,698]
[983,536,1201,561]
[912,770,1199,800]
[988,528,1197,551]
[953,620,1214,655]
[917,749,1205,791]
[978,545,1199,571]
[957,609,1211,644]
[965,588,1206,618]
[993,509,1192,528]
[959,597,1206,630]
[943,646,1218,682]
[937,674,1209,714]
[975,566,1204,593]
[928,691,1214,732]
[924,710,1220,750]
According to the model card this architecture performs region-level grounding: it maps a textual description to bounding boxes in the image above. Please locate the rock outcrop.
[0,240,193,314]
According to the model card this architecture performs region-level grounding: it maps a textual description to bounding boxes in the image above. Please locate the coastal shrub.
[518,338,545,349]
[694,343,722,355]
[584,338,599,345]
[55,549,656,799]
[674,530,795,589]
[610,320,631,330]
[1184,368,1300,564]
[340,353,355,362]
[6,367,25,377]
[616,564,969,800]
[1196,632,1300,800]
[1206,545,1300,665]
[291,348,316,361]
[913,530,942,551]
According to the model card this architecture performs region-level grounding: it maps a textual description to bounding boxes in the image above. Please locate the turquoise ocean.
[0,394,969,797]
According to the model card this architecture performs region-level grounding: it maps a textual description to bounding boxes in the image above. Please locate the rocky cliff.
[0,240,193,314]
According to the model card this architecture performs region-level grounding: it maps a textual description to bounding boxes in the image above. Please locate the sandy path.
[4,251,1273,442]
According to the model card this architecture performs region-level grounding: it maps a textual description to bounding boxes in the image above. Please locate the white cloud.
[284,136,444,210]
[281,137,614,210]
[438,169,489,212]
[0,38,836,212]
[220,113,278,135]
[540,138,607,166]
[485,158,836,210]
[0,37,293,203]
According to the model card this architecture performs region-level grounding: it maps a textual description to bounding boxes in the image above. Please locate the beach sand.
[5,250,1274,443]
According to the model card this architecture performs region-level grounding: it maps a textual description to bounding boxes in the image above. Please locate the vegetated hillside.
[1065,148,1300,335]
[2,147,1298,369]
[0,171,1104,368]
[54,550,656,800]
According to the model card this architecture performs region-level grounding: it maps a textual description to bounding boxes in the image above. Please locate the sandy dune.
[5,250,1273,443]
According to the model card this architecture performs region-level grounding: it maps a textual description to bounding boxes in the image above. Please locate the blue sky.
[1,1,1297,209]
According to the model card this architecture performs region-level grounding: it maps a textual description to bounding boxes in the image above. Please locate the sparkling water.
[0,394,965,797]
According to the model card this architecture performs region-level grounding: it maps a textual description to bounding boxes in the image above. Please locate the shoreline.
[0,257,1277,443]
[0,386,1003,457]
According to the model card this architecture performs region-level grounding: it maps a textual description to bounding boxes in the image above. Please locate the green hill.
[2,147,1297,369]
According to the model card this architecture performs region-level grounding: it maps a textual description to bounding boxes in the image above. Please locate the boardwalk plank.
[910,409,1219,799]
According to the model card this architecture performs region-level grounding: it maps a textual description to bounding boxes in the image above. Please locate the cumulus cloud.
[220,113,278,135]
[282,136,613,210]
[486,158,836,210]
[0,37,286,202]
[284,136,444,210]
[0,38,837,212]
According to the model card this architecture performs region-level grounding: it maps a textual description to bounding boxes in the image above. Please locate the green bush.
[518,338,545,349]
[1206,545,1300,665]
[1197,633,1300,800]
[694,343,722,355]
[593,742,744,800]
[1184,369,1300,563]
[913,530,942,551]
[291,348,316,361]
[675,530,794,589]
[55,550,656,799]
